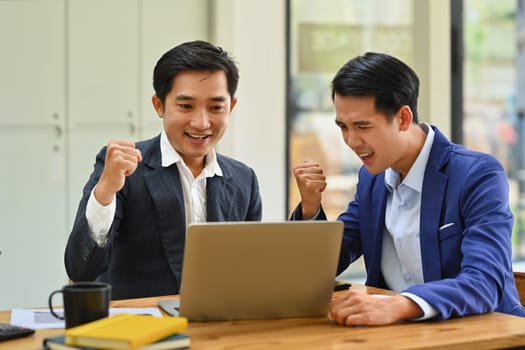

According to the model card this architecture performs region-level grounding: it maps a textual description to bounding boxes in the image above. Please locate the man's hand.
[329,290,423,326]
[94,141,143,205]
[292,159,326,219]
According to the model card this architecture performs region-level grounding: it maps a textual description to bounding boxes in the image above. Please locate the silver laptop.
[176,221,343,321]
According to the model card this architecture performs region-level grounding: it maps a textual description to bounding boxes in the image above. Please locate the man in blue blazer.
[65,41,262,299]
[292,52,525,324]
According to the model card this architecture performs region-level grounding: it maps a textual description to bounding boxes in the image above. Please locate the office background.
[0,0,521,310]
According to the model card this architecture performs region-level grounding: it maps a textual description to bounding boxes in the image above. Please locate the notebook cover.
[64,314,188,349]
[45,333,190,350]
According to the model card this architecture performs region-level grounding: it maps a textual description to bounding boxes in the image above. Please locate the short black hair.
[331,52,420,122]
[153,40,239,105]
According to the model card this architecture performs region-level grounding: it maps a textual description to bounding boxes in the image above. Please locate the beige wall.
[213,0,288,220]
[414,0,451,137]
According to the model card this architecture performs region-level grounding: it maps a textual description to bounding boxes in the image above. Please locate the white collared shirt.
[160,131,222,226]
[85,131,222,245]
[381,123,437,319]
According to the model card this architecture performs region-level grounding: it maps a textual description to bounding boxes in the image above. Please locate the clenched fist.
[94,141,143,205]
[292,159,327,219]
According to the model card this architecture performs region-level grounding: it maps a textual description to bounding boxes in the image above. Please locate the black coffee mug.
[48,282,111,328]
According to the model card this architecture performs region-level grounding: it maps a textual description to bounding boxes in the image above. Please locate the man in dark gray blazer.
[65,41,262,300]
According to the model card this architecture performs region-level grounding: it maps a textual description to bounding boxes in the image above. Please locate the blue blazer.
[293,126,525,319]
[65,135,262,299]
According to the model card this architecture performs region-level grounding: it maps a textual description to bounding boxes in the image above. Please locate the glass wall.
[463,0,525,261]
[288,0,525,279]
[287,0,415,279]
[288,0,414,219]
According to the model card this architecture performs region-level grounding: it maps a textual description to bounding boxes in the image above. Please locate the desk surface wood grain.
[2,284,525,350]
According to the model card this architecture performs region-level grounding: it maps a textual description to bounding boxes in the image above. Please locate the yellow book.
[64,314,188,349]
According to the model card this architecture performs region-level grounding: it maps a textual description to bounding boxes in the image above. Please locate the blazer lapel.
[206,175,238,221]
[144,161,186,281]
[367,174,389,287]
[420,169,447,281]
[420,127,450,282]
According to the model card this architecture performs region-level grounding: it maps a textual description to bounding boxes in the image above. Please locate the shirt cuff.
[292,204,321,220]
[86,187,116,246]
[400,292,438,321]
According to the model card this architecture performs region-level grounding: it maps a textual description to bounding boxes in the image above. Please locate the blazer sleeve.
[245,167,263,221]
[64,147,113,281]
[404,154,516,319]
[336,191,364,275]
[289,192,362,275]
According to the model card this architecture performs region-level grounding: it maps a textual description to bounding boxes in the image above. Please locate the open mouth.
[186,132,211,140]
[359,152,373,161]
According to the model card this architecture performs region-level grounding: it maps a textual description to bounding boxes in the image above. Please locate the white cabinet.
[68,0,139,126]
[66,0,142,217]
[0,0,210,309]
[0,0,65,126]
[0,0,67,309]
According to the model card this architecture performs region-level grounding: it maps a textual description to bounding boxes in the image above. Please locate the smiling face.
[152,70,237,174]
[334,94,415,176]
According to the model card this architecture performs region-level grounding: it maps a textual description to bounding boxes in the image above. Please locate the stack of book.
[43,314,190,349]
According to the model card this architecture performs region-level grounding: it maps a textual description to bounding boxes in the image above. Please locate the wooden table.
[2,284,525,349]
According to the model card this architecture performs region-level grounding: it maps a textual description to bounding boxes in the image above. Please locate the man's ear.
[398,105,413,131]
[230,97,238,113]
[152,95,164,117]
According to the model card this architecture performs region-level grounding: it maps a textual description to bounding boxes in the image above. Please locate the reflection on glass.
[464,0,525,260]
[288,0,414,280]
[288,0,525,275]
[288,0,414,220]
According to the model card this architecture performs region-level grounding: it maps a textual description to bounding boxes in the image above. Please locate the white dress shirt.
[381,123,438,319]
[85,131,223,245]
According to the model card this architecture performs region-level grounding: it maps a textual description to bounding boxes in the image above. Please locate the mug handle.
[48,290,65,320]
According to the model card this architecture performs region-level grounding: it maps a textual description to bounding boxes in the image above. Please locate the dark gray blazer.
[65,135,262,299]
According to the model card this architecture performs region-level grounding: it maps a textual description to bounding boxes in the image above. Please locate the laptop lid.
[179,221,343,321]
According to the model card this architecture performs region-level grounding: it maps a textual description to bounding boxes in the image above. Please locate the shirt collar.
[160,130,223,178]
[385,123,434,193]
